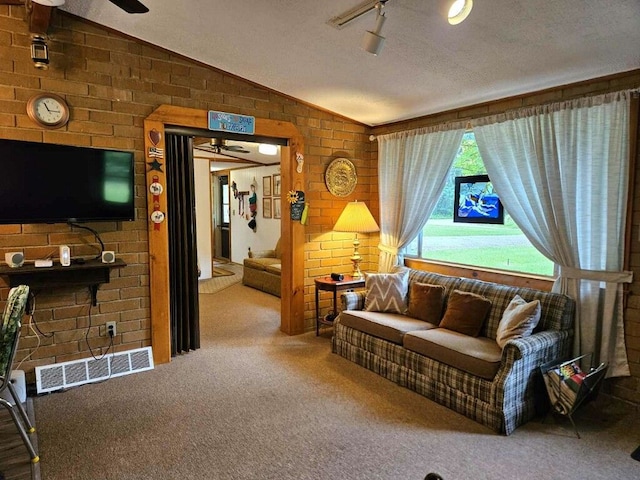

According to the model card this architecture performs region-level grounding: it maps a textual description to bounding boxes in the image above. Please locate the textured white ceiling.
[60,0,640,126]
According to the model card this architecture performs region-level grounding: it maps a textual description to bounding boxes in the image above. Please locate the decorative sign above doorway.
[208,110,255,135]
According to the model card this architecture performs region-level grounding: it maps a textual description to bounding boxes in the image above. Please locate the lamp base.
[351,235,363,278]
[351,260,363,278]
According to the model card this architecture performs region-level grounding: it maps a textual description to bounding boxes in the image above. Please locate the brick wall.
[0,8,375,380]
[372,71,640,406]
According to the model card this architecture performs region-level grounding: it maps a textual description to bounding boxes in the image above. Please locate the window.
[221,177,230,225]
[406,132,555,277]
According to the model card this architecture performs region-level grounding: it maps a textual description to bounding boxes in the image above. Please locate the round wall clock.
[325,157,357,197]
[26,93,70,129]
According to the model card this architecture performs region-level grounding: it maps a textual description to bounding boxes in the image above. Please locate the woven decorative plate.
[325,158,357,197]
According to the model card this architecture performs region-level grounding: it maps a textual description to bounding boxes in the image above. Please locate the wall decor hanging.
[263,175,272,197]
[325,157,357,197]
[273,174,281,197]
[263,198,272,218]
[273,198,281,219]
[288,190,305,221]
[453,174,504,225]
[296,152,304,173]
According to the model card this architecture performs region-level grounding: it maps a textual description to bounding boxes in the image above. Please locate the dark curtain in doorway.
[166,134,200,355]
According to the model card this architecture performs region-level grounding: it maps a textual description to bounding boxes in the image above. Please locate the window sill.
[404,258,556,291]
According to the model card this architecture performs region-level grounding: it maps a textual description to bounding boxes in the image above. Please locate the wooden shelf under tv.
[0,258,126,306]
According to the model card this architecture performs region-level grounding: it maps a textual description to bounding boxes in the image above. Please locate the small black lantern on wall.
[30,35,49,70]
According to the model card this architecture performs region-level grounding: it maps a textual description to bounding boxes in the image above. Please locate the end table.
[315,275,365,336]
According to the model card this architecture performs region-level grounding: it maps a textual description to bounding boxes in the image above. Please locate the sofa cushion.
[496,295,541,348]
[439,290,491,337]
[274,238,282,259]
[364,269,410,314]
[407,282,445,324]
[265,263,281,276]
[339,310,437,345]
[404,328,503,380]
[243,257,280,271]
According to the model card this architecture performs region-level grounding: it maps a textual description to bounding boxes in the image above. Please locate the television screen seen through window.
[0,139,135,224]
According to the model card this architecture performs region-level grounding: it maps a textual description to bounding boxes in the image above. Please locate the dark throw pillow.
[439,290,491,337]
[407,282,445,324]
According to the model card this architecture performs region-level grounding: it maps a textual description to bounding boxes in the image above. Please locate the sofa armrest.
[248,249,276,259]
[341,291,366,311]
[493,329,573,434]
[502,330,572,361]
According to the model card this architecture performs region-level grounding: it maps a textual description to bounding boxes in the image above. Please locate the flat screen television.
[0,139,135,224]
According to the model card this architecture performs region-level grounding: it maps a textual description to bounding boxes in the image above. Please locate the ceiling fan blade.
[194,144,221,154]
[224,145,251,154]
[215,151,261,165]
[108,0,148,14]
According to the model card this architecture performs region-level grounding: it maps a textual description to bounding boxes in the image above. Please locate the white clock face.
[35,97,65,125]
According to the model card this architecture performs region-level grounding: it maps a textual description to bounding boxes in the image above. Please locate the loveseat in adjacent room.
[332,267,575,434]
[242,239,281,297]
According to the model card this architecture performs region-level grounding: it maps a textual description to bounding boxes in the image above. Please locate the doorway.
[144,106,306,365]
[217,174,231,260]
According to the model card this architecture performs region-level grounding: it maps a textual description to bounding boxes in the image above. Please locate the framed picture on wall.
[263,198,272,218]
[263,176,272,197]
[273,198,281,219]
[453,174,504,224]
[273,174,281,197]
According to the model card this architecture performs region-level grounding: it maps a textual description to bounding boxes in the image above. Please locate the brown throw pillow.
[407,282,445,324]
[439,290,491,337]
[496,295,541,348]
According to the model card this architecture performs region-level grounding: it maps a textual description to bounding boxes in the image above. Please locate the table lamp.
[333,201,380,278]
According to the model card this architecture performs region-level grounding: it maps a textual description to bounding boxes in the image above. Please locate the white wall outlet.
[106,321,117,337]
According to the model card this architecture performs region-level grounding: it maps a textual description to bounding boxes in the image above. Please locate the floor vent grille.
[35,347,154,394]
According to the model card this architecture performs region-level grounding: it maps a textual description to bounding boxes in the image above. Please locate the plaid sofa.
[331,269,575,435]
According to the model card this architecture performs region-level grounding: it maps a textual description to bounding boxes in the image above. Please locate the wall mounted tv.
[0,139,135,224]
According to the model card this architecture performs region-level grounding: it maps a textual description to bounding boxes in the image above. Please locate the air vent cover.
[35,347,154,394]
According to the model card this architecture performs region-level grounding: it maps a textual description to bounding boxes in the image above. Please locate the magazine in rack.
[540,353,607,438]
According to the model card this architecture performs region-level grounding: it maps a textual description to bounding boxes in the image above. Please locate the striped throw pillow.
[364,269,410,314]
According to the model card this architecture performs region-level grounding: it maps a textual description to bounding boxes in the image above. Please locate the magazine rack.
[540,353,608,439]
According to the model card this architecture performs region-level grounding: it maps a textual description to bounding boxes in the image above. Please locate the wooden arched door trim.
[144,105,305,365]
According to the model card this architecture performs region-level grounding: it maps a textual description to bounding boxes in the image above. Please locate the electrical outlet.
[106,321,117,337]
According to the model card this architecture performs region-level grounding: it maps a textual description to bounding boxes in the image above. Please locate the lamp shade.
[333,201,380,233]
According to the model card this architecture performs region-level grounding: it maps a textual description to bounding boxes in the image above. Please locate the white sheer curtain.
[377,123,466,272]
[472,91,633,377]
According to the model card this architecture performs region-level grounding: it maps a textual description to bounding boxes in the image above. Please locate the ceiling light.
[448,0,473,25]
[258,144,278,155]
[361,2,387,55]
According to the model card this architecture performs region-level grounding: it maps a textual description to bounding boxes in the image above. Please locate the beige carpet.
[198,262,243,294]
[32,283,640,480]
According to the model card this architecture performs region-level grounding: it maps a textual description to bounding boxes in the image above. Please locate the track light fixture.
[361,1,387,55]
[332,0,474,57]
